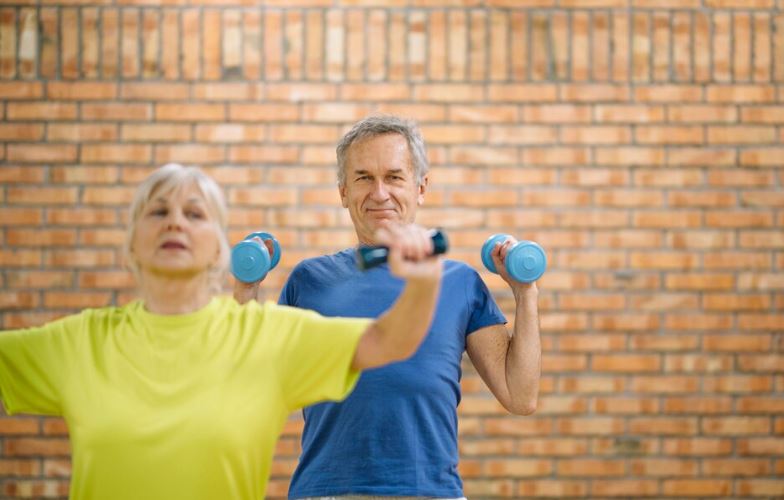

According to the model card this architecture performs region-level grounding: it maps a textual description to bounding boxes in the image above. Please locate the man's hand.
[373,222,443,283]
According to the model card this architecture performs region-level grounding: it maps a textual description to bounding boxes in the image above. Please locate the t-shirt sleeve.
[0,313,81,416]
[265,303,370,411]
[466,269,507,335]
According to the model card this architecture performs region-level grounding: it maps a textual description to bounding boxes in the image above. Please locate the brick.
[201,10,220,80]
[741,105,784,123]
[593,229,662,248]
[561,84,630,102]
[713,246,774,270]
[182,9,200,80]
[7,187,78,205]
[555,417,624,436]
[737,396,784,414]
[82,144,151,164]
[707,125,777,144]
[194,124,266,143]
[738,438,784,456]
[0,123,44,140]
[0,207,42,225]
[561,126,630,144]
[703,417,771,435]
[737,480,784,497]
[560,210,628,229]
[708,170,774,187]
[704,293,771,311]
[81,103,151,121]
[155,145,225,165]
[120,83,190,101]
[740,147,784,166]
[517,480,588,498]
[738,313,784,330]
[44,248,117,270]
[666,313,733,331]
[594,105,664,123]
[636,126,703,144]
[662,480,731,497]
[705,375,773,393]
[630,333,699,351]
[7,144,77,163]
[81,187,134,206]
[161,9,179,80]
[7,102,77,120]
[228,187,297,207]
[488,84,557,102]
[634,168,703,187]
[78,271,135,289]
[630,251,699,270]
[634,211,701,228]
[662,438,732,456]
[7,229,76,247]
[737,354,784,372]
[630,459,698,477]
[665,273,735,290]
[450,147,517,166]
[707,84,777,102]
[595,147,664,166]
[668,190,735,208]
[228,103,299,122]
[555,291,623,310]
[155,103,225,122]
[228,146,299,164]
[670,231,734,250]
[266,83,337,102]
[4,438,70,457]
[593,355,660,373]
[707,334,773,357]
[191,83,264,102]
[0,459,39,476]
[668,104,737,123]
[706,211,773,228]
[47,124,118,142]
[122,124,192,143]
[663,397,733,414]
[667,148,736,167]
[594,314,660,332]
[557,459,624,477]
[100,8,118,79]
[652,12,670,82]
[635,85,702,102]
[593,397,659,415]
[0,292,38,309]
[325,9,344,81]
[749,272,784,292]
[630,376,700,394]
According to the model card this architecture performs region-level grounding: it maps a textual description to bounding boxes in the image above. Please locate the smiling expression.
[339,133,428,245]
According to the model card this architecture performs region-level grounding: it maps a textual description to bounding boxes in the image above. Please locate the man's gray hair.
[336,115,429,187]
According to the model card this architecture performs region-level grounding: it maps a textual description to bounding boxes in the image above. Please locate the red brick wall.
[1,1,783,498]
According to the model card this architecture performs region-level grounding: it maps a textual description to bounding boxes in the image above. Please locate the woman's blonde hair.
[124,163,230,291]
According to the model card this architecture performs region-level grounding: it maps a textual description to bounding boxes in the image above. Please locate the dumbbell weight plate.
[231,240,271,283]
[506,241,547,283]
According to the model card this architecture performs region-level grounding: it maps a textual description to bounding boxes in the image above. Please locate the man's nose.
[369,180,389,199]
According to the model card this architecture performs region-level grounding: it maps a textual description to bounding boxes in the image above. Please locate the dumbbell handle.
[357,229,448,271]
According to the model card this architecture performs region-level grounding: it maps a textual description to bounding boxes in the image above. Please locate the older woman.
[0,163,442,500]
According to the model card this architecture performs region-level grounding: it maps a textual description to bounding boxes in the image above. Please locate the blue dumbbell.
[356,229,449,271]
[481,234,546,283]
[231,232,282,283]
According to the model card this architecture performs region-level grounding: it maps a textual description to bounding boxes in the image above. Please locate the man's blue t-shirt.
[279,249,506,499]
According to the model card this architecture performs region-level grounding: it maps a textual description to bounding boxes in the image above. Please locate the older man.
[237,115,541,500]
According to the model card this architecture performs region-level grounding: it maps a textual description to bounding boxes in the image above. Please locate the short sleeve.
[466,270,507,335]
[0,313,82,416]
[263,304,370,412]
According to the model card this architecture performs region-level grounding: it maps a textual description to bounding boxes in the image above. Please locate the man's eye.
[187,211,205,219]
[150,209,167,216]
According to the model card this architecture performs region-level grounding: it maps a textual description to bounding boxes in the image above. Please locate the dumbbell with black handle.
[481,234,546,283]
[356,229,449,270]
[231,232,282,283]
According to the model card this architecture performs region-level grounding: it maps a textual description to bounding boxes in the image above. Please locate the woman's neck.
[138,272,215,315]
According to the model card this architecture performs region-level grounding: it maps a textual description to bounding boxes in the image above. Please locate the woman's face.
[131,182,221,280]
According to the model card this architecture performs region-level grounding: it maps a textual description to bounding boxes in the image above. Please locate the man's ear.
[339,183,349,208]
[417,175,428,206]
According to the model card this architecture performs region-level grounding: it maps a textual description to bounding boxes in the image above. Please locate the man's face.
[339,133,427,245]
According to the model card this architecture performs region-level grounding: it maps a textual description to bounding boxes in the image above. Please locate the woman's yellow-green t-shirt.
[0,296,369,500]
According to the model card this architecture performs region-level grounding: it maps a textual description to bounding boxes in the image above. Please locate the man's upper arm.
[465,323,513,408]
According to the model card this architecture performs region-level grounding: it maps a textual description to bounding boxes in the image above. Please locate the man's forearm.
[505,287,541,414]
